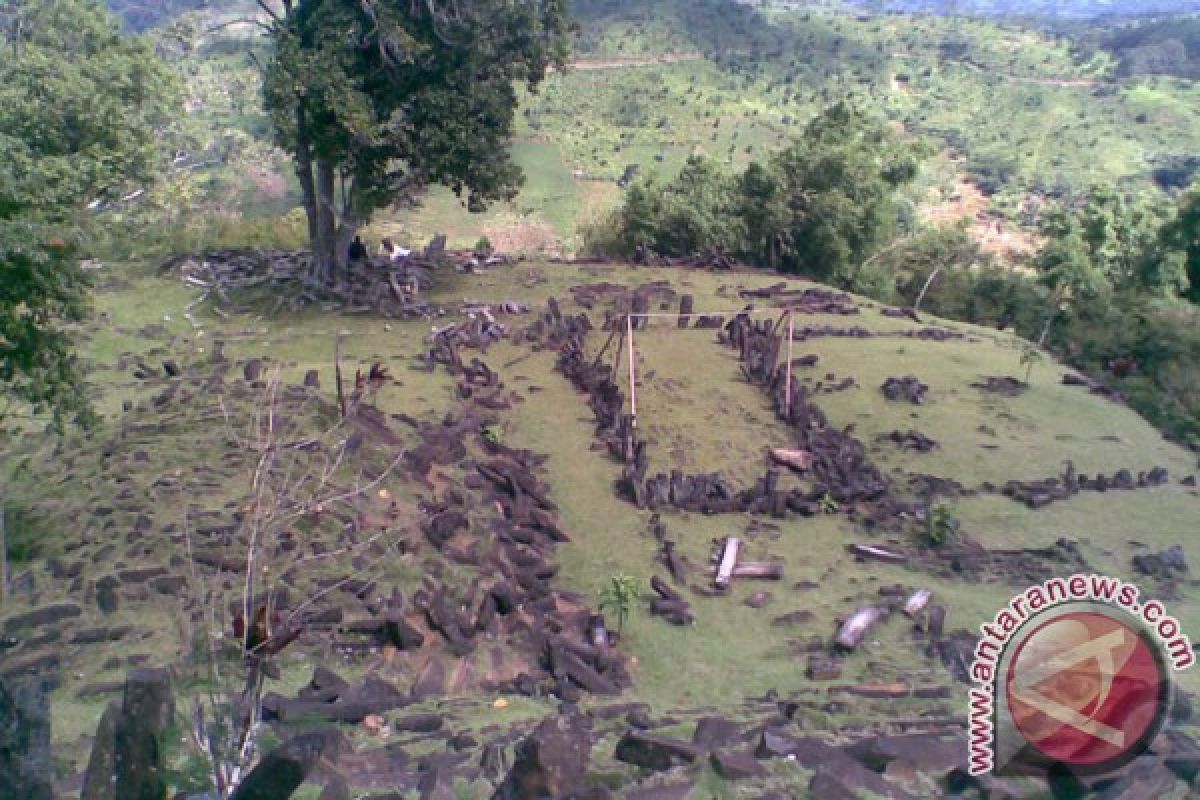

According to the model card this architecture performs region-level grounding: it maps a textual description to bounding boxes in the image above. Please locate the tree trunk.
[912,265,942,316]
[1038,288,1065,348]
[315,158,339,287]
[334,216,363,280]
[293,109,322,285]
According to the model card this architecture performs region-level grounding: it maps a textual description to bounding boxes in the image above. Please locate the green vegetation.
[261,0,571,282]
[0,0,178,427]
[1019,347,1044,382]
[598,573,639,634]
[923,503,960,547]
[482,424,505,445]
[5,0,1200,793]
[594,102,1200,446]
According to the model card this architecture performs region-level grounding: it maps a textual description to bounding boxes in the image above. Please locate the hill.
[131,0,1200,261]
[3,250,1199,796]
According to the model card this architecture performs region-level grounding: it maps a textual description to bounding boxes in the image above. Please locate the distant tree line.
[1103,16,1200,79]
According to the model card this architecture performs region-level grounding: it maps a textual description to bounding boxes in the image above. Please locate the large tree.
[261,0,572,285]
[0,0,178,428]
[760,102,920,284]
[1159,188,1200,303]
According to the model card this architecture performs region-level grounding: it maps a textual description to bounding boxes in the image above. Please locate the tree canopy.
[0,0,179,428]
[262,0,572,284]
[598,102,920,286]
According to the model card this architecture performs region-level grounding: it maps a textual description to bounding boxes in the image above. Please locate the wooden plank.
[627,314,637,428]
[714,537,741,590]
[784,311,795,416]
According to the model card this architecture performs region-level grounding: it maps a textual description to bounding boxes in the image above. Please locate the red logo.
[1004,610,1169,768]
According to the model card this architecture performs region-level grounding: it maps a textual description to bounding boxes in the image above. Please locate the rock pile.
[168,247,448,318]
[881,375,929,404]
[971,375,1028,396]
[1000,465,1170,509]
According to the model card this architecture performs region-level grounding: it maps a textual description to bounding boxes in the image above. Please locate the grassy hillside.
[3,253,1198,795]
[131,0,1200,258]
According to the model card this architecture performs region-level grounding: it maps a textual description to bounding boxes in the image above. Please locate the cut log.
[835,606,888,651]
[714,537,740,590]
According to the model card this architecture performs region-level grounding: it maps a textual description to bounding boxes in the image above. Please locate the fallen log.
[835,606,888,651]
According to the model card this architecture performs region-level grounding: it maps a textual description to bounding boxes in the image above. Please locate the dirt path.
[560,52,703,71]
[891,52,1104,89]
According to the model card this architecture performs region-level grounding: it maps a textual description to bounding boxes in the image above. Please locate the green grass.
[4,258,1200,790]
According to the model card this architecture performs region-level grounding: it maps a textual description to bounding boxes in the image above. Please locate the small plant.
[481,425,504,446]
[924,504,960,547]
[474,235,494,258]
[819,492,840,515]
[1019,347,1044,384]
[599,573,639,635]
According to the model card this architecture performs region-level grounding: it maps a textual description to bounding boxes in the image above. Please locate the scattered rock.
[691,717,742,751]
[101,667,174,800]
[0,675,53,800]
[229,729,343,800]
[710,748,765,781]
[881,430,938,452]
[1133,545,1189,580]
[881,376,928,405]
[971,376,1028,396]
[744,591,773,609]
[394,713,444,734]
[3,603,82,632]
[81,701,119,800]
[614,732,702,771]
[492,713,592,800]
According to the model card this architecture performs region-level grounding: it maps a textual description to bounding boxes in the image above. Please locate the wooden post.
[334,336,347,419]
[678,295,694,329]
[593,328,618,368]
[784,310,795,418]
[912,265,942,317]
[626,314,637,429]
[610,326,626,380]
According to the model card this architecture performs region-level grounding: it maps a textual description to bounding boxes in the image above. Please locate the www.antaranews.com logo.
[968,573,1194,777]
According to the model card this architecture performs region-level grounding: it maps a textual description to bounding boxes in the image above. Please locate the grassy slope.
[7,258,1197,788]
